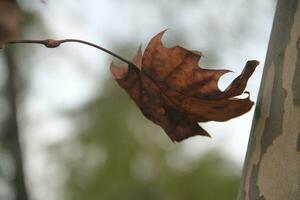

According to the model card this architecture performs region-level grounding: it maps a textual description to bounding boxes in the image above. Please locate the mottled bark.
[238,0,300,200]
[0,0,29,200]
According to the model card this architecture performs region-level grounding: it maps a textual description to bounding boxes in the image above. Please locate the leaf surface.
[111,31,259,142]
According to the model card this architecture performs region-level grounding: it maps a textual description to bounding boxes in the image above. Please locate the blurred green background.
[0,0,276,200]
[51,80,241,200]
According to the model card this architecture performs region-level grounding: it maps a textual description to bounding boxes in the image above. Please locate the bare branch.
[4,39,135,66]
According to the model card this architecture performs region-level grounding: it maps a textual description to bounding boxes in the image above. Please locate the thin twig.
[5,39,134,66]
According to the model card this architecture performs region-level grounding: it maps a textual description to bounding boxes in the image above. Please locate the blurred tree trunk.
[0,0,29,200]
[238,0,300,199]
[2,49,29,200]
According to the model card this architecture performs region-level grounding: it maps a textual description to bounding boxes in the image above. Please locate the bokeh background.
[0,0,276,200]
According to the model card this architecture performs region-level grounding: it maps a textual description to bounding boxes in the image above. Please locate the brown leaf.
[110,31,259,142]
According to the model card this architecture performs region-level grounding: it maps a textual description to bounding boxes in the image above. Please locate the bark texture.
[238,0,300,199]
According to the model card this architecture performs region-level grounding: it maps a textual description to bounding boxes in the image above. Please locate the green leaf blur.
[52,77,240,200]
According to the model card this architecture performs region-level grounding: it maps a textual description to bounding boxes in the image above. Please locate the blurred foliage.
[52,77,240,200]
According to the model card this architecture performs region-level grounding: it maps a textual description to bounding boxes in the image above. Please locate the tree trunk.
[2,48,29,200]
[0,0,29,200]
[238,0,300,199]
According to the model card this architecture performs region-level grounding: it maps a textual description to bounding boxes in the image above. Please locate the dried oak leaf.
[110,31,259,142]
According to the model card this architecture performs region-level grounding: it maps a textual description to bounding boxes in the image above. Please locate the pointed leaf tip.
[110,62,128,79]
[132,45,143,69]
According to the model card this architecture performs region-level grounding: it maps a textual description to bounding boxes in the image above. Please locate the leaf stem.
[5,39,134,66]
